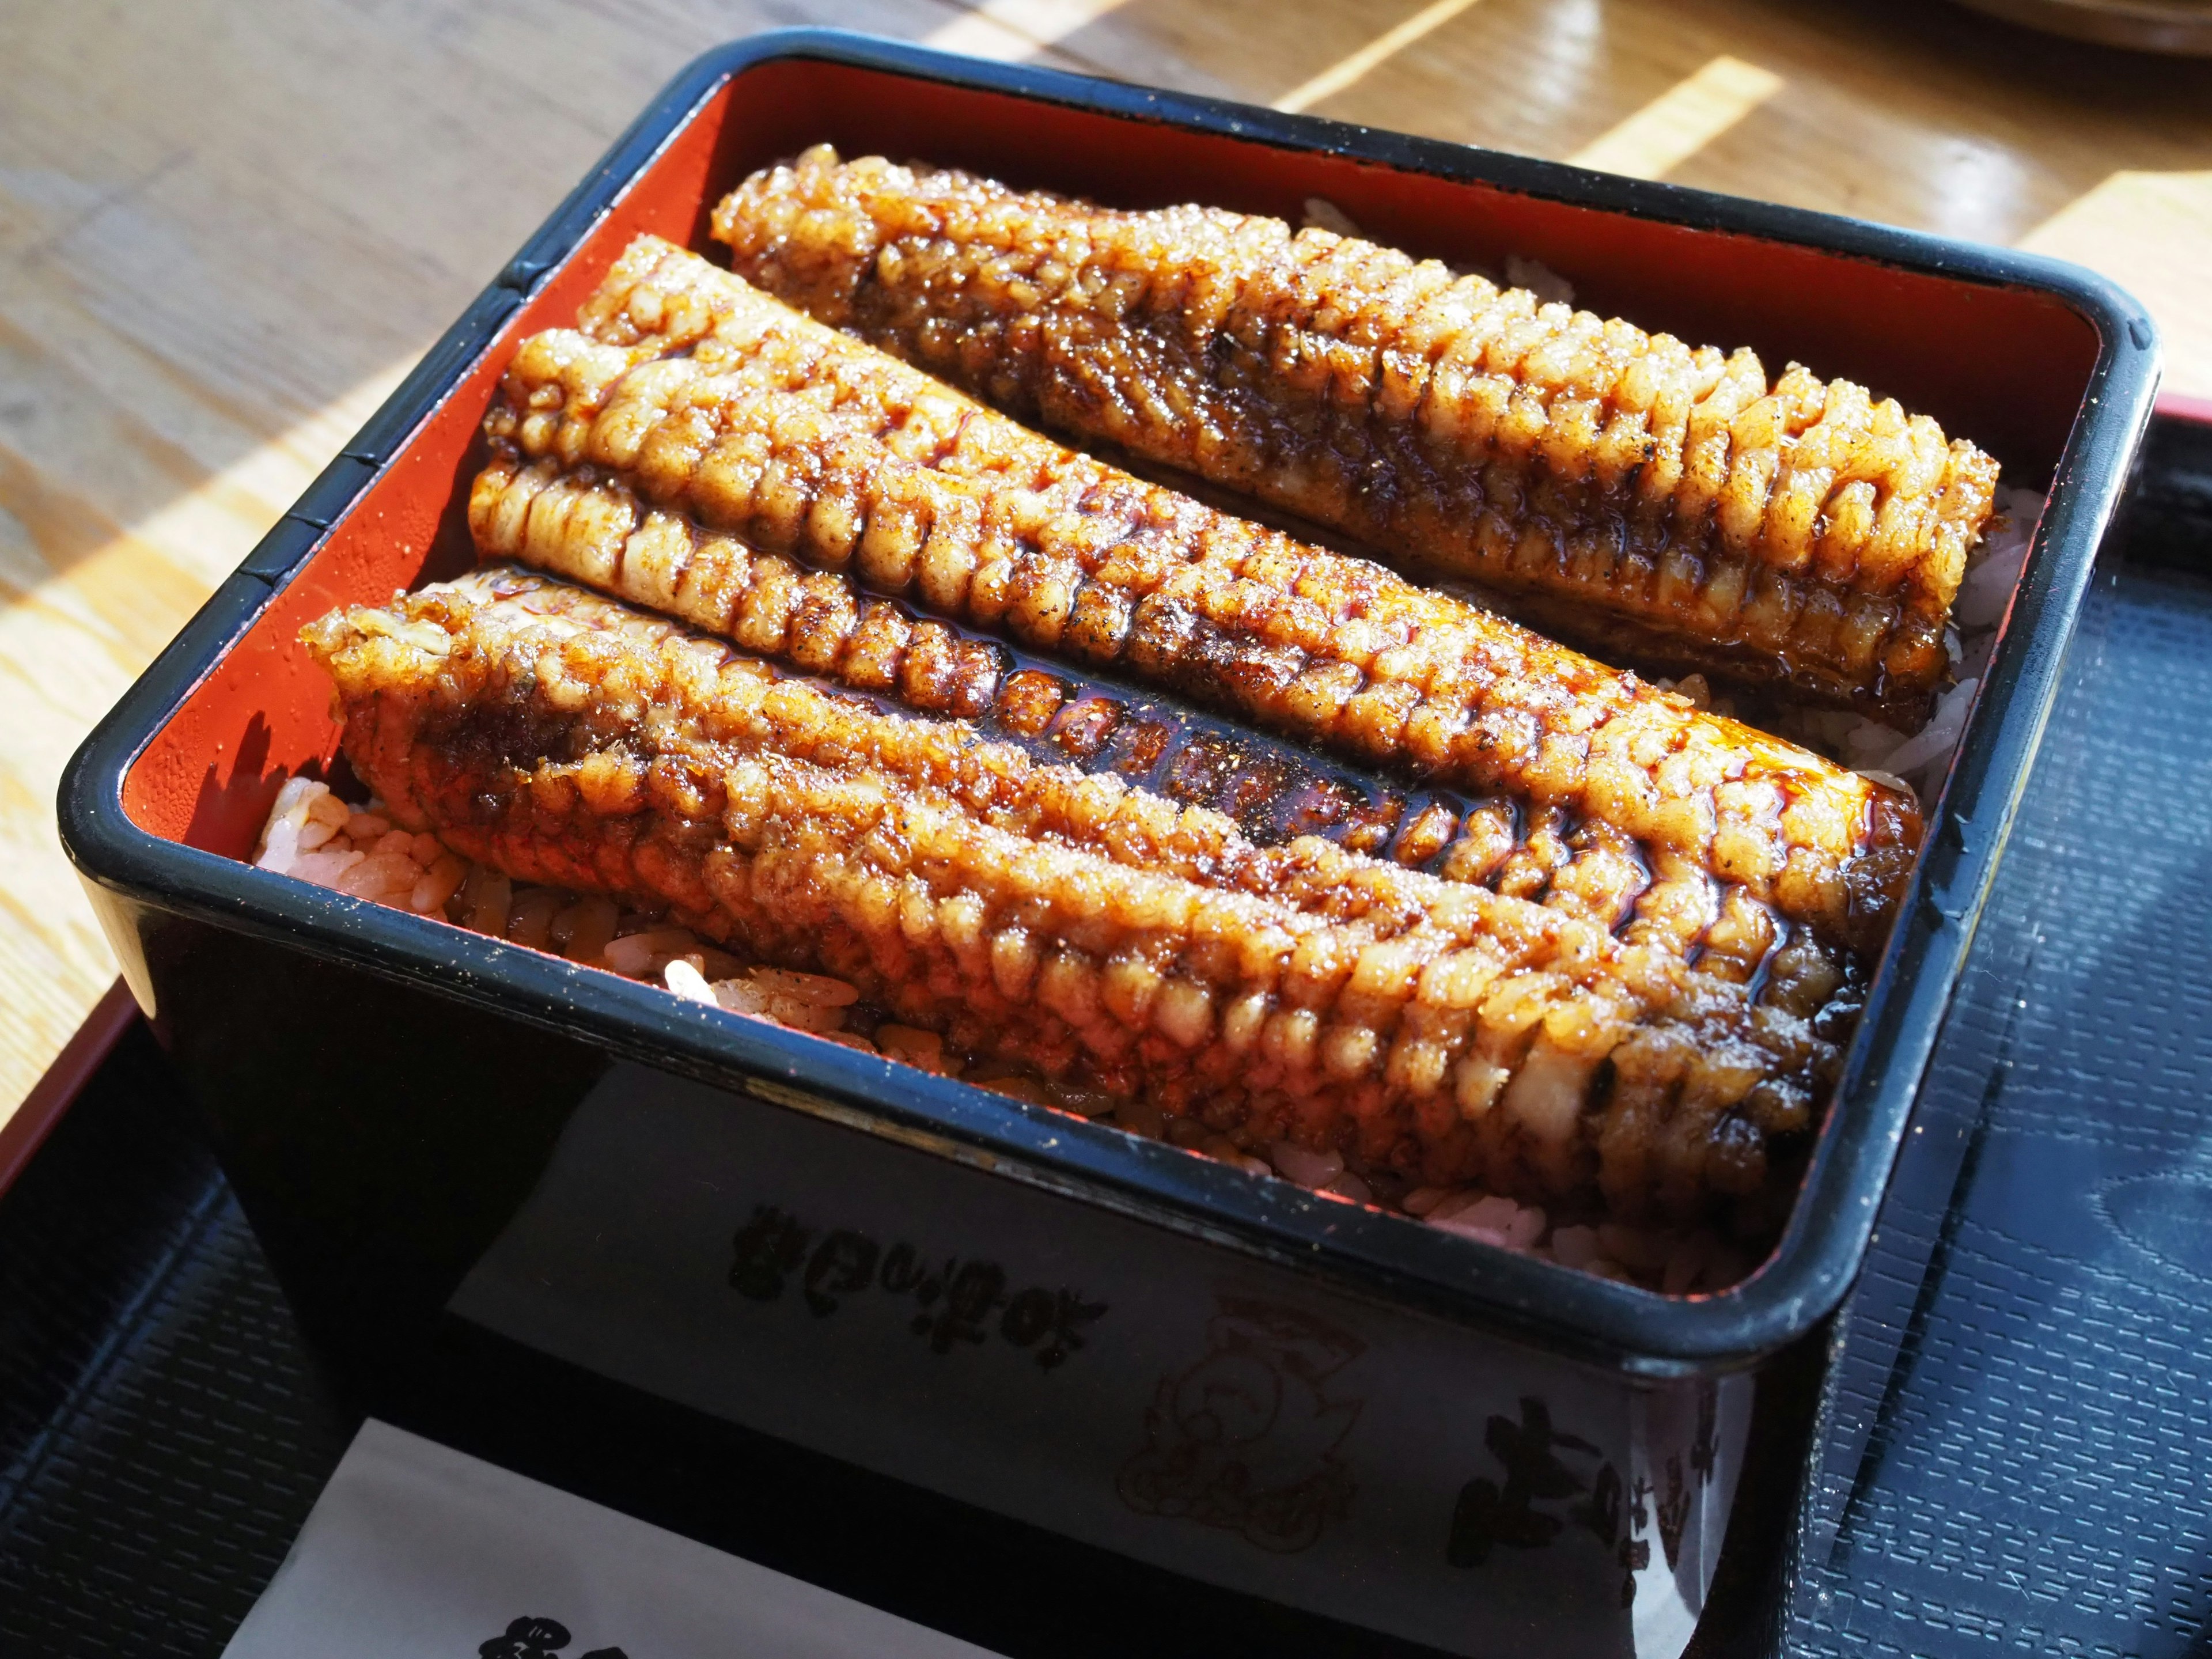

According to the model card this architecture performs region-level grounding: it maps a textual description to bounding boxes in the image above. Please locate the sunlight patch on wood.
[1567,55,1783,181]
[0,353,416,1112]
[2021,170,2212,403]
[1272,0,1488,115]
[922,0,1134,62]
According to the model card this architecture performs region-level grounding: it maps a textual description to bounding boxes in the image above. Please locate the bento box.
[57,30,2157,1659]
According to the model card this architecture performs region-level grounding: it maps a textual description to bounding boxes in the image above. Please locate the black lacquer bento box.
[56,32,2158,1659]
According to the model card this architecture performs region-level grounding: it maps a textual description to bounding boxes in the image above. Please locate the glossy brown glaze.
[711,147,2001,718]
[457,563,1855,1017]
[475,234,1921,958]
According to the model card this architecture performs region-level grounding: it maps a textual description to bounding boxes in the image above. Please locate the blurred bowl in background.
[1956,0,2212,54]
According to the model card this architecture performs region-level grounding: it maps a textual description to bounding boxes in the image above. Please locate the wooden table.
[3,0,2207,1116]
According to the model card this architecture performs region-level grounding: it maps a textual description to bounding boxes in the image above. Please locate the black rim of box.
[57,28,2162,1376]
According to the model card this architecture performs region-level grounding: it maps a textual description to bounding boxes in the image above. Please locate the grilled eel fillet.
[709,147,2002,718]
[472,564,1852,1011]
[304,570,1844,1224]
[474,234,1919,961]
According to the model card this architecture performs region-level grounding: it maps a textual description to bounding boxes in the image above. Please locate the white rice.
[1955,486,2042,632]
[1299,199,1575,307]
[1299,196,1364,238]
[1502,252,1575,308]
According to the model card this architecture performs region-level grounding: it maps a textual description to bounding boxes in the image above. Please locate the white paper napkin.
[222,1418,1003,1659]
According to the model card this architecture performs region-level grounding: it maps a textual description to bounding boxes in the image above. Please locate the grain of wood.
[1270,0,1487,113]
[2019,169,2212,396]
[1566,55,1783,180]
[0,350,415,1105]
[923,0,1135,59]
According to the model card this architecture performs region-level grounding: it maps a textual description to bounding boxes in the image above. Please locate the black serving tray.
[11,406,2212,1657]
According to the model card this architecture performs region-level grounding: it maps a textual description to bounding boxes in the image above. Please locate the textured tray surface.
[5,427,2209,1656]
[1789,420,2212,1656]
[0,1027,351,1654]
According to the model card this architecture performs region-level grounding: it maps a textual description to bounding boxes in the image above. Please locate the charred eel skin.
[456,562,1857,1014]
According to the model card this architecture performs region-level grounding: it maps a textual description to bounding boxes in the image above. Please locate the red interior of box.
[121,54,2105,861]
